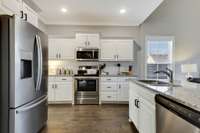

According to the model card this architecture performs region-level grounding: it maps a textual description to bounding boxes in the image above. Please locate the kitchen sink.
[138,80,181,87]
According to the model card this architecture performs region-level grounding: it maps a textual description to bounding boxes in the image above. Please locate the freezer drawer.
[9,97,48,133]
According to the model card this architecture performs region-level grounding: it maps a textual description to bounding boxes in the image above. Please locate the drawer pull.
[107,96,111,98]
[62,79,67,80]
[107,87,111,88]
[107,79,111,81]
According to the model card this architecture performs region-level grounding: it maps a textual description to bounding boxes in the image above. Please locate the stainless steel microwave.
[76,48,99,61]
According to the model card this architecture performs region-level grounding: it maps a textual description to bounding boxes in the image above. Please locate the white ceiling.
[32,0,164,26]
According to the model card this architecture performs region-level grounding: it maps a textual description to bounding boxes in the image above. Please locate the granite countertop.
[49,75,74,77]
[131,80,200,112]
[100,75,138,77]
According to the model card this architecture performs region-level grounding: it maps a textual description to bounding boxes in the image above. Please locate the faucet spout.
[154,68,174,83]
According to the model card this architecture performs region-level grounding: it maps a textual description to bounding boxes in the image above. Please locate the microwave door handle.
[37,35,43,91]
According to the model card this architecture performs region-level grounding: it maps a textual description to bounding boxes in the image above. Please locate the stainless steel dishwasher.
[156,95,200,133]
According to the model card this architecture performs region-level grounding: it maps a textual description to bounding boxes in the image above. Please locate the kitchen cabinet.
[22,2,38,27]
[0,0,38,27]
[48,83,55,102]
[139,98,156,133]
[116,40,134,61]
[0,0,22,15]
[117,83,129,101]
[48,77,73,103]
[100,39,134,61]
[76,33,100,48]
[49,38,76,60]
[100,40,118,61]
[129,81,156,133]
[100,77,136,103]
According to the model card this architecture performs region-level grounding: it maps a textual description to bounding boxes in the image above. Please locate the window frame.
[145,36,175,80]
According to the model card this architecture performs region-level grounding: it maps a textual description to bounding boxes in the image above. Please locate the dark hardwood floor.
[40,104,138,133]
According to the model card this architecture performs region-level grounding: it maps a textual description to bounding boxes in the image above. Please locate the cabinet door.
[48,83,55,102]
[129,82,139,129]
[116,40,134,61]
[1,0,22,15]
[117,83,129,101]
[87,34,100,48]
[55,83,72,102]
[139,98,156,133]
[76,34,88,47]
[100,40,117,61]
[22,2,38,27]
[48,39,60,59]
[59,39,76,59]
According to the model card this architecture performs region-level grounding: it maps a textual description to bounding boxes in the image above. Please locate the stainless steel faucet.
[154,68,174,83]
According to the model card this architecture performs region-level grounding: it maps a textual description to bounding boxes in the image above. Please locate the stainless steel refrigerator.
[0,15,48,133]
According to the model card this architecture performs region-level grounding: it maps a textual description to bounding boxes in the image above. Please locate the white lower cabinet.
[129,82,156,133]
[48,77,73,103]
[100,77,136,103]
[139,98,156,133]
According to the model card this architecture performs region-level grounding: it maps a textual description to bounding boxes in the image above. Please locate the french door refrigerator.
[0,15,48,133]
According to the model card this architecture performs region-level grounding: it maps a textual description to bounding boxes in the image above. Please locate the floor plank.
[40,104,138,133]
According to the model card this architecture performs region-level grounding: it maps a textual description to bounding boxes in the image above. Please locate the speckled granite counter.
[100,75,138,78]
[131,80,200,112]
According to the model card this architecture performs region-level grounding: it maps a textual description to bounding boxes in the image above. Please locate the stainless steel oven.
[76,48,99,61]
[74,77,99,104]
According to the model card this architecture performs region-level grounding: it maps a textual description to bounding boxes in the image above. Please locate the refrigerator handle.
[37,35,43,91]
[16,97,47,114]
[34,35,41,91]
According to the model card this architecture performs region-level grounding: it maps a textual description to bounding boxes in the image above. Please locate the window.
[145,36,174,80]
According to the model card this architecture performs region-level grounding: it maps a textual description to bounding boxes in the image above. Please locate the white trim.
[144,35,175,80]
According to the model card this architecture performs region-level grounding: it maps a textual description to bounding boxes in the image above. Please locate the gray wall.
[139,0,200,80]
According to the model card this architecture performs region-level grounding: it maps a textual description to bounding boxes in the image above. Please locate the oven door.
[75,77,99,104]
[76,78,98,93]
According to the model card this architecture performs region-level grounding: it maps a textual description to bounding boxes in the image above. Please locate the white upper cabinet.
[100,40,117,61]
[100,39,134,61]
[76,33,100,48]
[0,1,38,27]
[116,40,134,61]
[0,0,22,15]
[22,2,38,27]
[49,38,76,60]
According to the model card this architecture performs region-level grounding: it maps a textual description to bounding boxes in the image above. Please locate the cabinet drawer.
[101,92,117,101]
[50,77,73,82]
[101,83,117,92]
[48,77,55,82]
[118,77,129,82]
[101,77,118,82]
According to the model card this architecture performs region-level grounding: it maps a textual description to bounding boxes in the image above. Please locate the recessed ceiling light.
[61,8,67,13]
[120,9,126,14]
